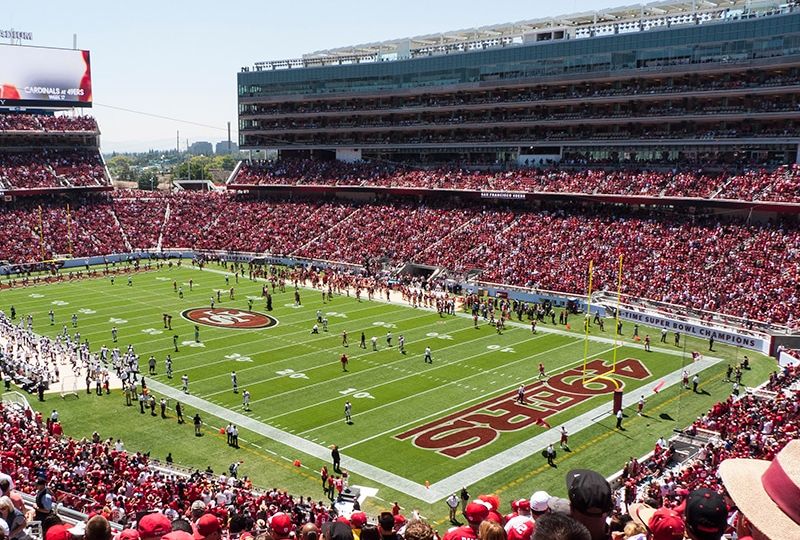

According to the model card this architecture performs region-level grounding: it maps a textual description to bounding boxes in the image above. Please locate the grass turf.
[2,261,776,524]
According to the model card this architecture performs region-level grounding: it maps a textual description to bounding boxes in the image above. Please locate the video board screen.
[0,44,92,107]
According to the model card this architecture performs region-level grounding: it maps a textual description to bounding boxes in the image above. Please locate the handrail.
[593,291,794,335]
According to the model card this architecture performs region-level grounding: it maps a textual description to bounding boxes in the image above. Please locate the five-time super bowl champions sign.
[0,44,92,107]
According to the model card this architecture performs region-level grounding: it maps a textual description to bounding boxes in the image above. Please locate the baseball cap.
[566,469,612,516]
[630,505,684,540]
[530,491,550,513]
[349,512,367,528]
[115,529,140,540]
[478,495,500,511]
[393,515,406,527]
[138,513,172,539]
[684,489,727,540]
[190,501,207,513]
[516,499,531,512]
[269,513,293,537]
[464,502,490,523]
[46,524,71,540]
[648,508,686,540]
[193,514,221,540]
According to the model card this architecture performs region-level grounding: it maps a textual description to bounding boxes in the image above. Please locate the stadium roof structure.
[248,0,795,71]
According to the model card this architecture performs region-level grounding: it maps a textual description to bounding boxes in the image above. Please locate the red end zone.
[181,308,278,329]
[395,358,651,458]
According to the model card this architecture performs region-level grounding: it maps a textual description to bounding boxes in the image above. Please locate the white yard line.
[145,353,722,504]
[244,323,551,408]
[31,264,725,503]
[299,338,593,436]
[170,264,726,502]
[145,377,433,500]
[197,308,459,391]
[427,354,722,498]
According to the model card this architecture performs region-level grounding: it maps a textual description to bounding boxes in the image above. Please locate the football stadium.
[1,2,799,540]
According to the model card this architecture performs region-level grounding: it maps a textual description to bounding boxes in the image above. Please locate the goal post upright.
[582,254,624,390]
[581,260,594,384]
[611,253,624,373]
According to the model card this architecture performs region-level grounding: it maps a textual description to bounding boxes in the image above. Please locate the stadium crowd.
[453,208,800,326]
[246,97,800,134]
[244,121,800,151]
[195,200,356,256]
[244,69,800,116]
[0,357,797,540]
[619,363,800,504]
[1,195,799,327]
[233,162,800,203]
[0,399,336,528]
[0,146,796,200]
[0,150,107,190]
[0,199,126,262]
[0,115,98,133]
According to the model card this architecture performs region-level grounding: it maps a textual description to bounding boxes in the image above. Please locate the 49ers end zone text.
[181,308,278,329]
[396,358,651,458]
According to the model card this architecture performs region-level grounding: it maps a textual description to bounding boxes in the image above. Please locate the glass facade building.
[238,7,800,164]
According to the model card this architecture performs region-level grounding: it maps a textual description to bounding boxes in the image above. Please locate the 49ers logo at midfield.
[181,308,278,329]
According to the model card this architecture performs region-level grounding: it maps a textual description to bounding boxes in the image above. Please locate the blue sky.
[3,1,616,152]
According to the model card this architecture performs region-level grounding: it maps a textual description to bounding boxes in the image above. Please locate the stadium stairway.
[710,175,734,199]
[291,205,361,256]
[156,202,171,251]
[414,214,483,261]
[226,160,243,184]
[110,207,133,252]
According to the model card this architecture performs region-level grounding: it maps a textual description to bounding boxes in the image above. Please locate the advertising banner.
[0,45,92,107]
[617,308,771,354]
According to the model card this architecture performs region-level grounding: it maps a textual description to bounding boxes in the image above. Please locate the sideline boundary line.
[168,264,728,502]
[146,351,721,503]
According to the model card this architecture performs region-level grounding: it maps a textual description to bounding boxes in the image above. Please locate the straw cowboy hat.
[718,439,800,540]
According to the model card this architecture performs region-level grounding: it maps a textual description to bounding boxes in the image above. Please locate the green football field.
[0,262,776,523]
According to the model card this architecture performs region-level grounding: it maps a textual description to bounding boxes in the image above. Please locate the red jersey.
[505,516,535,540]
[443,526,478,540]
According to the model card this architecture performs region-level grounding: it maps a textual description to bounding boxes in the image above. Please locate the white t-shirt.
[0,472,13,490]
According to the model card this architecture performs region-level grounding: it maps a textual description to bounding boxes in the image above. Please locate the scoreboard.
[0,44,92,107]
